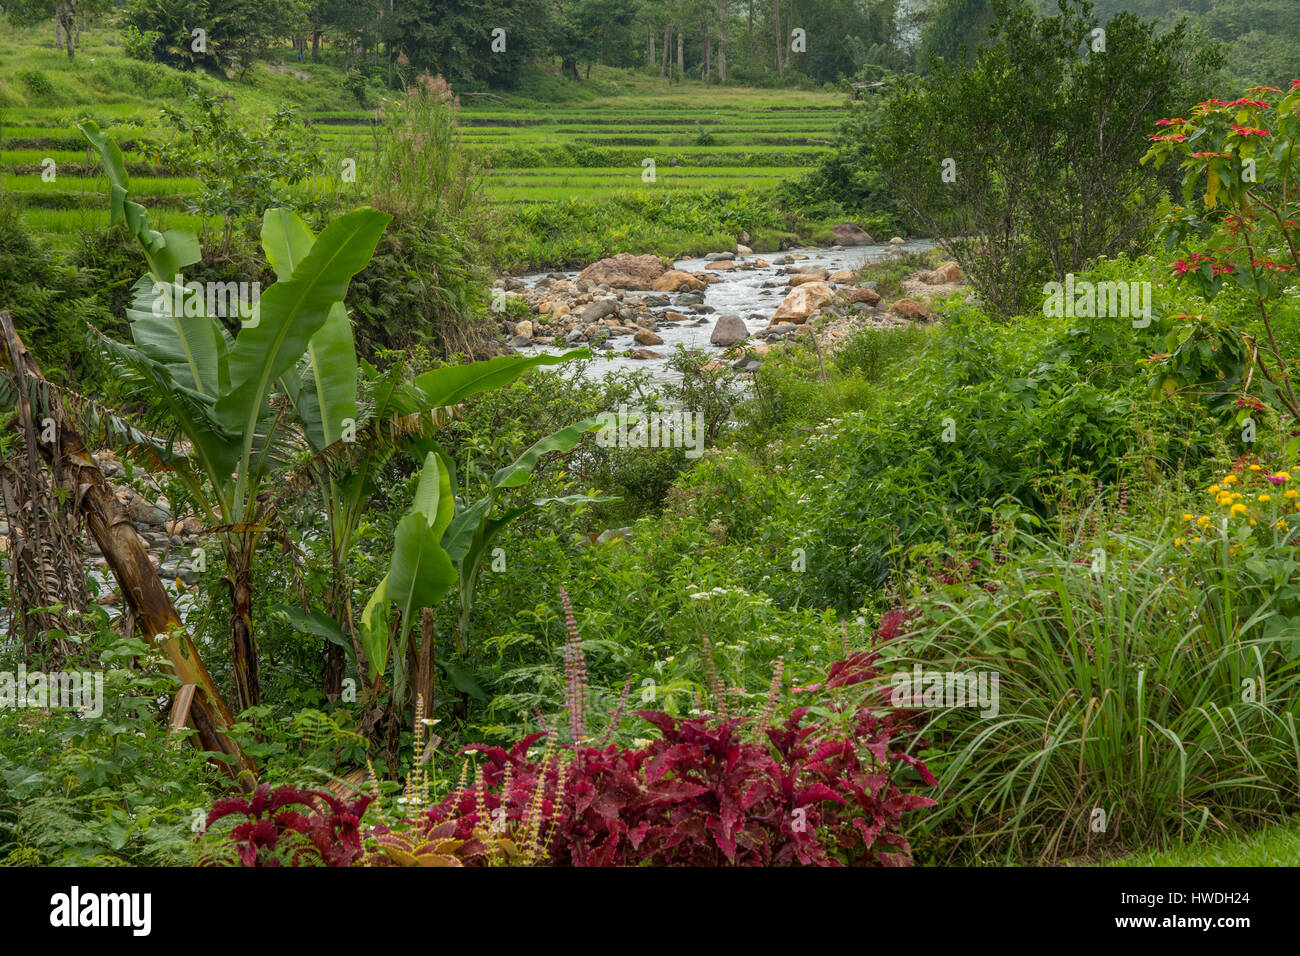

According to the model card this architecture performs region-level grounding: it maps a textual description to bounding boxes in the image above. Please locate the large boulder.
[889,298,932,320]
[634,329,664,345]
[709,314,749,346]
[653,269,708,292]
[770,281,834,324]
[831,222,874,246]
[577,254,667,290]
[844,287,882,306]
[923,261,964,284]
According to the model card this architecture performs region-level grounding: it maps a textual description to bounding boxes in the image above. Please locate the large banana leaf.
[126,274,232,399]
[215,208,389,446]
[361,452,458,678]
[260,209,358,450]
[80,121,229,399]
[491,416,606,489]
[78,121,200,283]
[411,349,590,409]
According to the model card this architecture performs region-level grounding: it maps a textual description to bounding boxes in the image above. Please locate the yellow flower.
[1231,503,1248,516]
[1182,513,1194,521]
[1249,519,1257,526]
[1258,494,1272,502]
[1224,474,1239,485]
[1174,537,1186,546]
[1197,516,1211,529]
[1276,472,1291,481]
[1209,484,1221,494]
[1277,519,1288,531]
[1249,464,1262,472]
[1191,536,1203,543]
[1286,490,1298,499]
[1217,494,1234,507]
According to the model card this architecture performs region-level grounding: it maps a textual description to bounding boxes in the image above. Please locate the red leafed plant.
[418,649,937,867]
[200,783,372,867]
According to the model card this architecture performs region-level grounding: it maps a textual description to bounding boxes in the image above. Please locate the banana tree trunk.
[225,534,262,711]
[0,311,254,786]
[321,565,346,700]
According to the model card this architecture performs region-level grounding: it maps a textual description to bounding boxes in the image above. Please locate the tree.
[5,0,107,59]
[874,0,1220,315]
[78,122,389,711]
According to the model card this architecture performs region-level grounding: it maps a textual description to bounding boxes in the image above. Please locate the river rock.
[577,254,666,290]
[579,299,619,323]
[889,237,905,246]
[845,287,882,306]
[654,270,707,293]
[770,282,834,324]
[629,348,663,359]
[831,223,873,245]
[890,298,932,319]
[514,319,534,338]
[709,314,749,346]
[634,329,664,345]
[737,244,753,255]
[705,252,735,261]
[924,261,964,284]
[789,271,827,286]
[673,293,705,306]
[126,496,172,526]
[828,270,858,284]
[705,259,737,271]
[508,334,534,348]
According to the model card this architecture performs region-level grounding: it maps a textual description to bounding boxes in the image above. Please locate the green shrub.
[16,68,55,99]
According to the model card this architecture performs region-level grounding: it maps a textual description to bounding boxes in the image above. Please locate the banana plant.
[278,346,591,698]
[357,417,616,717]
[442,416,616,652]
[358,450,458,713]
[78,120,389,712]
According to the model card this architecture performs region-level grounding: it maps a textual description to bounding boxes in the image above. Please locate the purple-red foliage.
[203,783,372,867]
[421,652,937,867]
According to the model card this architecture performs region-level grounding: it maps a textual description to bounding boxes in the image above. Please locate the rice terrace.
[0,0,1297,918]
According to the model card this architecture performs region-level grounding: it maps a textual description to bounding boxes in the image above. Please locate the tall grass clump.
[350,72,497,357]
[888,509,1300,865]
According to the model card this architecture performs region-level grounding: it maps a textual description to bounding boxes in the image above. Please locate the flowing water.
[514,240,936,384]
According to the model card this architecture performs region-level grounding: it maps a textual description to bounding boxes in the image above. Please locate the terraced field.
[2,95,843,242]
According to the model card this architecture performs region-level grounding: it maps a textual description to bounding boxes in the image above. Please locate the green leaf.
[386,514,457,636]
[491,416,606,489]
[270,604,348,649]
[439,660,488,701]
[360,576,391,678]
[215,208,389,439]
[412,349,589,408]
